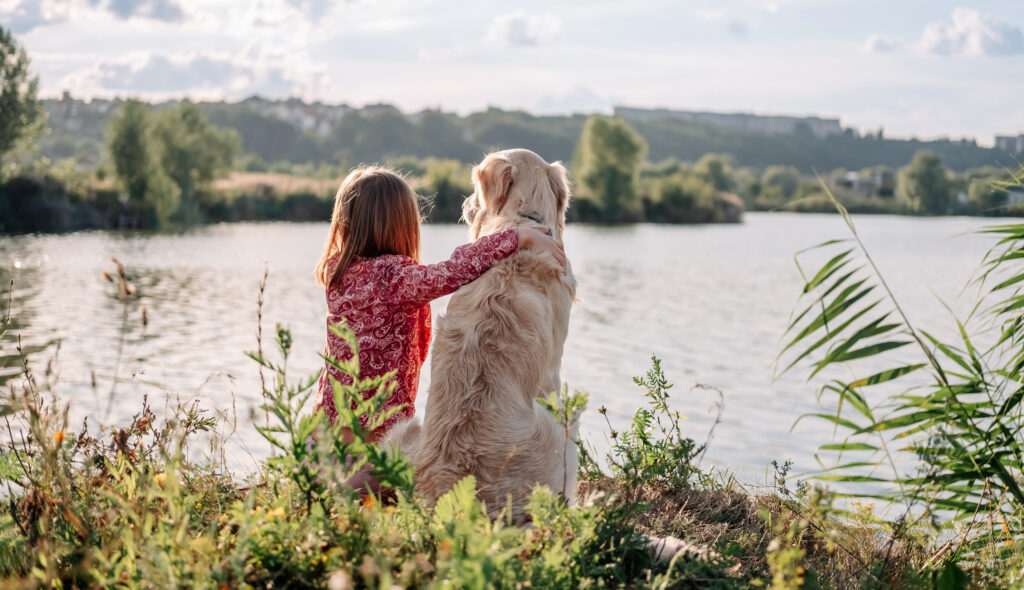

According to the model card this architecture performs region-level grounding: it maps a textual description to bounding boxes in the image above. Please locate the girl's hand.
[518,226,567,271]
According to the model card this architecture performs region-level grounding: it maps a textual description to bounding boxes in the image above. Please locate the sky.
[3,0,1023,143]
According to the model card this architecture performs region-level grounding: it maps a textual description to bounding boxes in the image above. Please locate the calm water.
[0,213,1008,483]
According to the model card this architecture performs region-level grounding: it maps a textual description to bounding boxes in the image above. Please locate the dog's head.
[463,149,571,240]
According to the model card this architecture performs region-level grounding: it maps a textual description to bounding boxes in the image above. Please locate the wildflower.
[268,506,286,520]
[195,502,203,510]
[362,494,375,509]
[796,566,805,575]
[154,472,167,487]
[53,430,64,444]
[219,513,229,524]
[610,430,618,440]
[598,406,607,415]
[327,570,354,590]
[357,556,380,578]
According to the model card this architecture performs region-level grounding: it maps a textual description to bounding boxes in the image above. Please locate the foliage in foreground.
[0,257,998,588]
[777,172,1024,587]
[0,266,716,588]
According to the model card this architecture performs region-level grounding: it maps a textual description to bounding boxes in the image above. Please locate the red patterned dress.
[314,228,519,440]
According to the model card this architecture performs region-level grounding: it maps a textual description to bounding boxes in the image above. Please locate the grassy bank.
[3,257,1022,589]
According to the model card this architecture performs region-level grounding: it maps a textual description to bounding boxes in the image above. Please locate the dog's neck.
[470,213,559,243]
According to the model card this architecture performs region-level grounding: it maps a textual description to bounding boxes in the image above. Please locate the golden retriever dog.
[384,148,577,521]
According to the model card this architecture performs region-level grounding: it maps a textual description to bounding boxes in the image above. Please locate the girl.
[313,165,564,444]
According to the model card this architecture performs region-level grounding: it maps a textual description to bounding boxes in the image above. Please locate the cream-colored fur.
[384,149,577,521]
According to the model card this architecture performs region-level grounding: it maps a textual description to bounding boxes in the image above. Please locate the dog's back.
[411,247,575,518]
[386,149,577,520]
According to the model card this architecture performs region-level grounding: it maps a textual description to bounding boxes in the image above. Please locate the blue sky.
[3,0,1023,143]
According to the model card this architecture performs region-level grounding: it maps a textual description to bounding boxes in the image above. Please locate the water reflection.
[0,239,56,387]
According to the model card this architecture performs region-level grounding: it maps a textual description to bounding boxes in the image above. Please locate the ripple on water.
[0,214,1013,483]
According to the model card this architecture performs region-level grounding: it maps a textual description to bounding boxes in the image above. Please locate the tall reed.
[776,170,1024,574]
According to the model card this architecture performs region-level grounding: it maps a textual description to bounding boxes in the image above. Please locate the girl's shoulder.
[340,254,417,285]
[365,253,417,271]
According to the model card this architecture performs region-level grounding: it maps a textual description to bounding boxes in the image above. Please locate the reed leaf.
[779,180,1024,540]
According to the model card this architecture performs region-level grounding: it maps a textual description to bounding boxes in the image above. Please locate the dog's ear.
[547,161,571,227]
[460,192,480,228]
[472,153,516,213]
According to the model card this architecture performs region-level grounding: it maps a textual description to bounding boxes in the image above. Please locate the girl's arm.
[381,227,563,309]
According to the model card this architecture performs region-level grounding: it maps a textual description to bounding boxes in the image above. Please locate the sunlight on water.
[0,213,1009,486]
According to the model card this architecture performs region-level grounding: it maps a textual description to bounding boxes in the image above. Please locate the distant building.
[830,169,894,199]
[237,95,351,137]
[996,134,1024,154]
[613,106,843,139]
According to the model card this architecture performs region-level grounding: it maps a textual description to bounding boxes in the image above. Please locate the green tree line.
[42,99,1010,175]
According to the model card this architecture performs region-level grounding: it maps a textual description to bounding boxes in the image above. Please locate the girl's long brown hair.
[314,166,421,288]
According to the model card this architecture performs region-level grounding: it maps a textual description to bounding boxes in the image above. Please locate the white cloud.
[424,10,561,60]
[727,20,749,40]
[866,9,1024,58]
[283,0,330,21]
[534,86,611,115]
[484,11,561,48]
[918,8,1024,57]
[102,0,185,21]
[695,9,726,21]
[0,0,71,32]
[62,51,320,99]
[862,34,901,54]
[0,0,185,33]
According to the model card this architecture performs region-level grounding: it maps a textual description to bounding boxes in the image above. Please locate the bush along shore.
[3,254,1023,588]
[0,156,744,235]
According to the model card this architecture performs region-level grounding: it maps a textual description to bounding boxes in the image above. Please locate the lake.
[0,213,1009,485]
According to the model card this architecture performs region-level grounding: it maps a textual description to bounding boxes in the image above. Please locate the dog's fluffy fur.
[384,149,577,521]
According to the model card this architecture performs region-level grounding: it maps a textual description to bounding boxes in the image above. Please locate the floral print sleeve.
[381,228,519,309]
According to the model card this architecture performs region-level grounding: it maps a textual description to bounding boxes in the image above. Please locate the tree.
[694,153,734,192]
[761,165,800,199]
[573,115,647,221]
[152,100,239,224]
[968,178,1009,215]
[419,158,472,222]
[107,99,179,225]
[107,99,237,227]
[899,150,952,214]
[0,25,43,167]
[416,110,476,161]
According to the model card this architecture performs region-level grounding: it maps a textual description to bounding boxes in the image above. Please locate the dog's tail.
[380,418,423,464]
